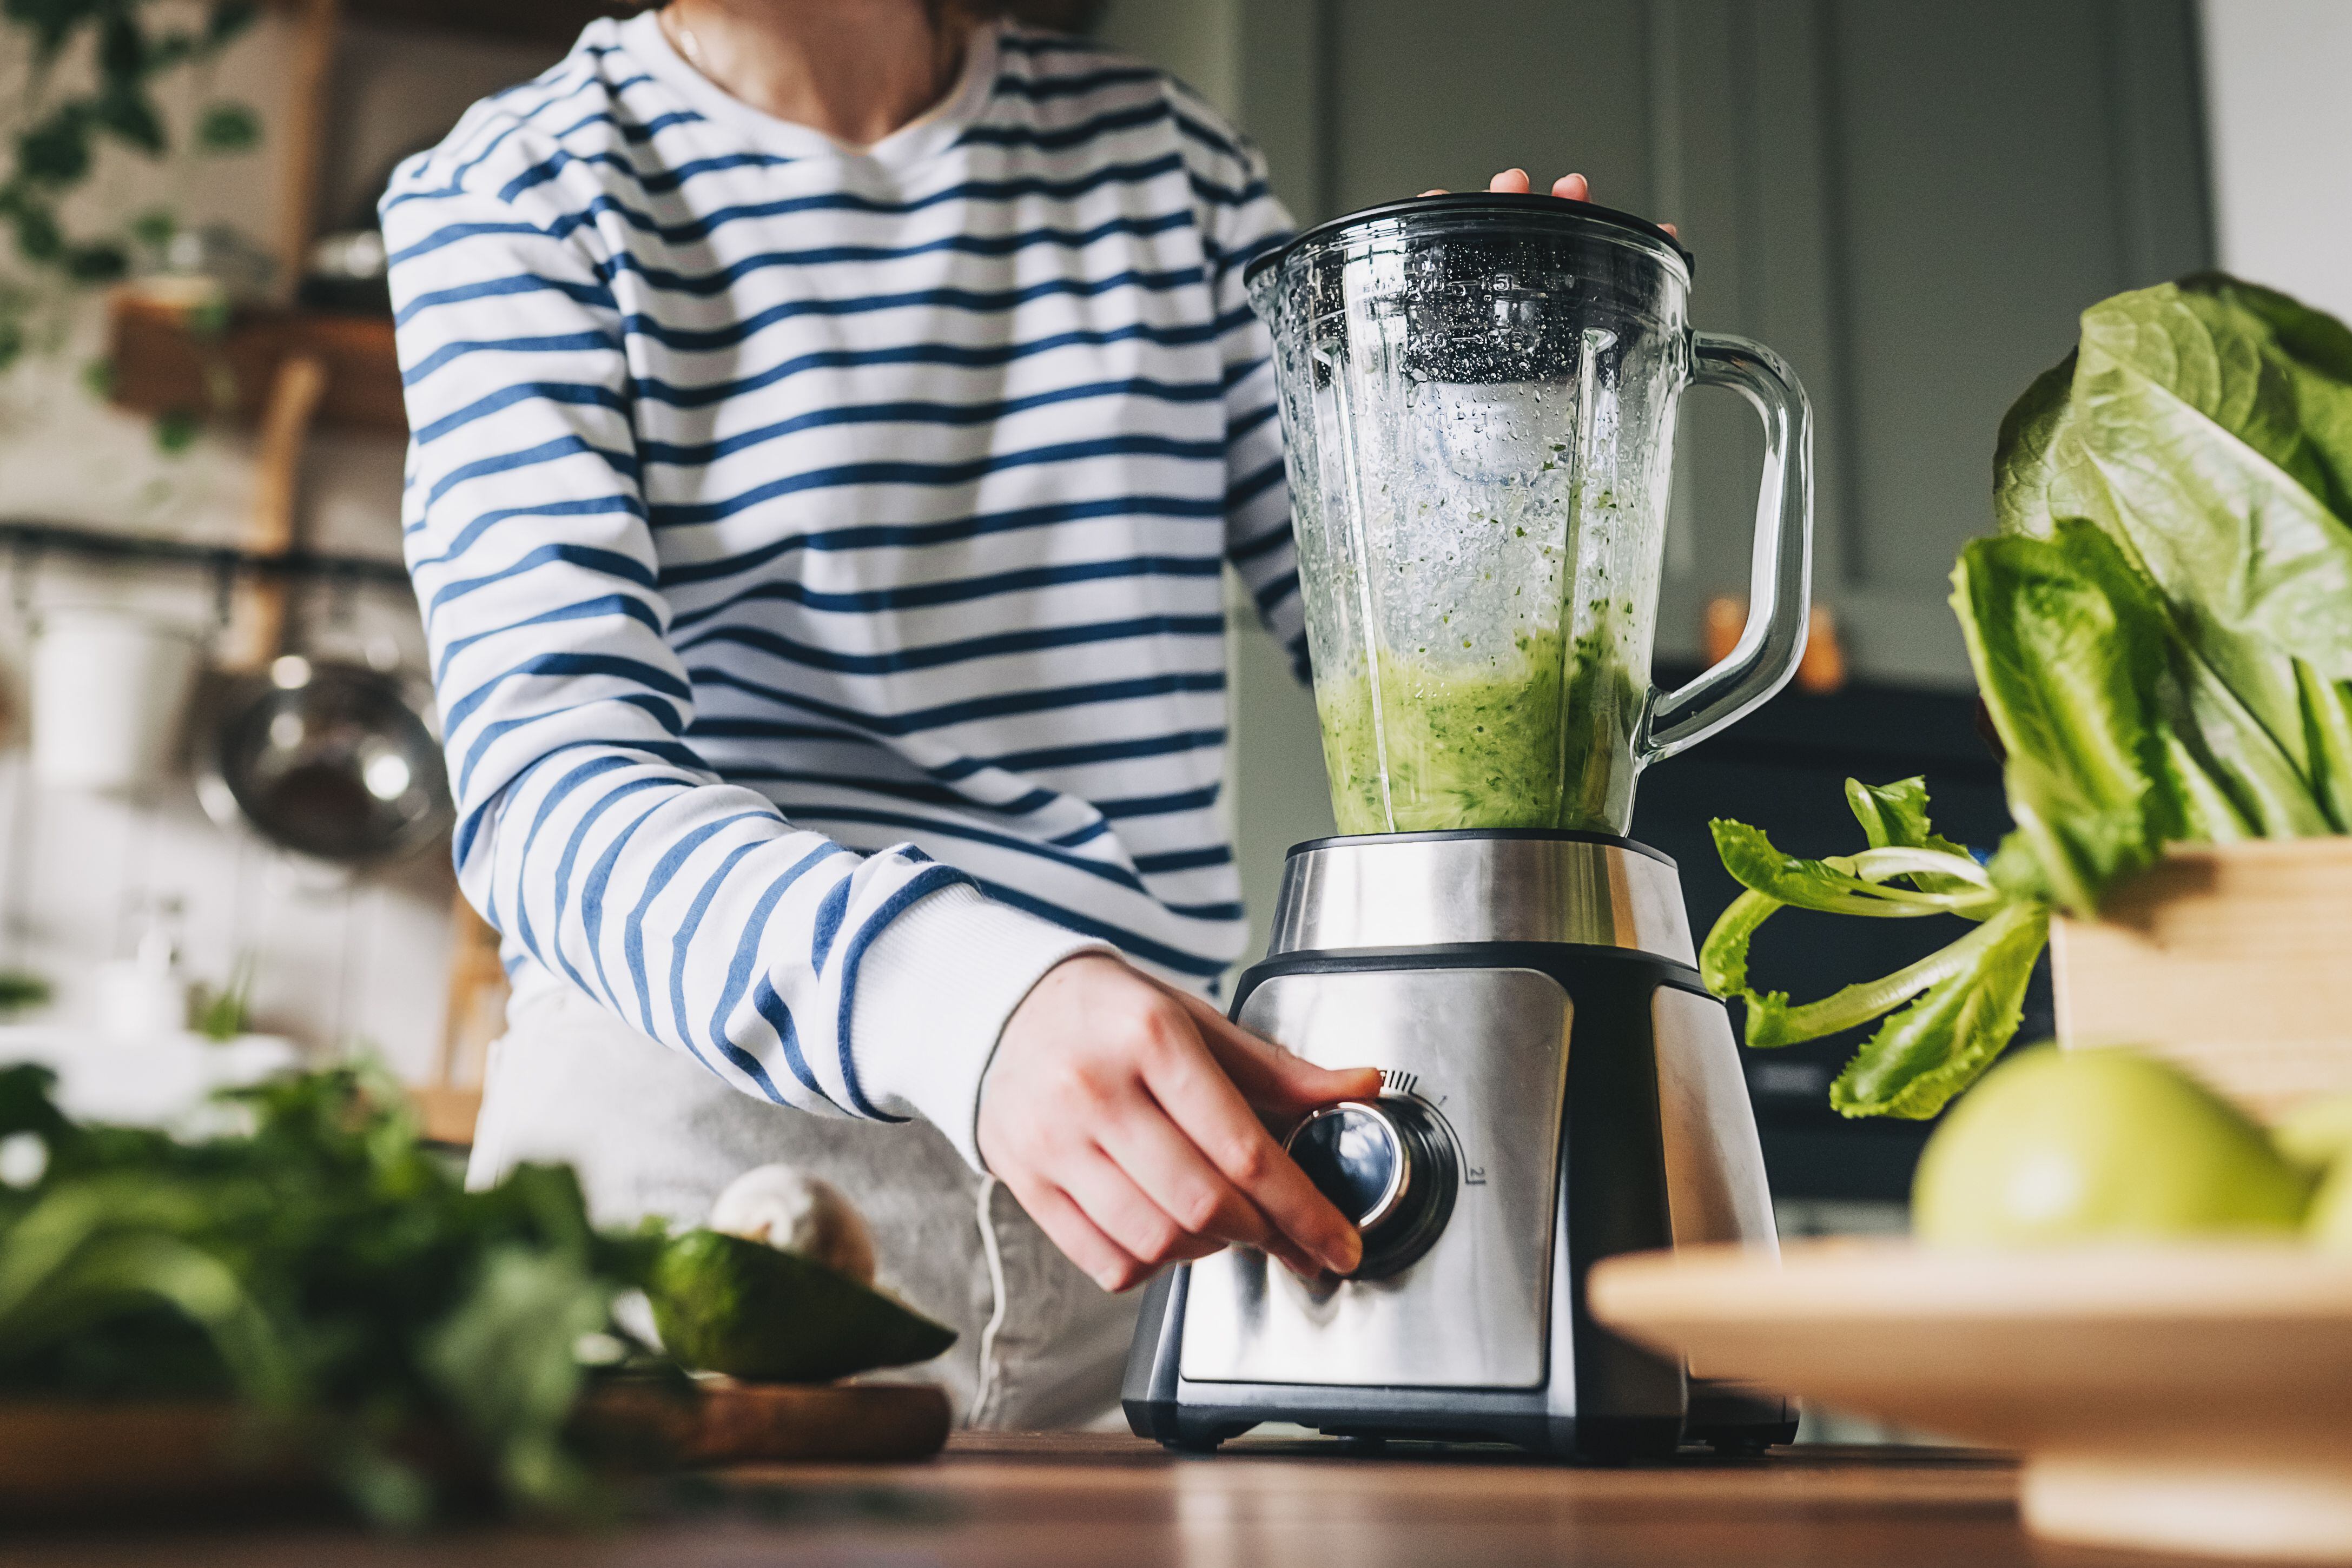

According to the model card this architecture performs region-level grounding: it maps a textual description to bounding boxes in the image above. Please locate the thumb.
[1164,987,1383,1118]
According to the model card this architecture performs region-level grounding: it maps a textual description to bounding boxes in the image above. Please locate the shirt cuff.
[845,880,1109,1170]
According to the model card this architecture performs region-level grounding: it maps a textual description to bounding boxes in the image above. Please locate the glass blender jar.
[1247,194,1813,836]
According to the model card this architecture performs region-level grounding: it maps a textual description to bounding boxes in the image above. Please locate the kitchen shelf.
[0,518,410,588]
[105,294,406,436]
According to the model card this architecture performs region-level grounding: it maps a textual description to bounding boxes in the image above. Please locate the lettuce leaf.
[1953,522,2181,914]
[1707,275,2352,1120]
[1709,819,1991,918]
[1700,788,2008,1075]
[1844,777,1981,898]
[0,1067,660,1525]
[1996,277,2352,840]
[1829,901,2050,1119]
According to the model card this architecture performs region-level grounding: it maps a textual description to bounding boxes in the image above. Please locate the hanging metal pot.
[198,652,452,865]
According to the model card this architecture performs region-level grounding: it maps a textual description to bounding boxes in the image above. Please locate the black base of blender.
[1122,1266,1681,1461]
[1123,1269,1797,1460]
[1685,1380,1803,1455]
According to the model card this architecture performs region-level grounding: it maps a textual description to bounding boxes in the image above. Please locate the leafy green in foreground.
[1706,275,2352,1118]
[0,1064,660,1524]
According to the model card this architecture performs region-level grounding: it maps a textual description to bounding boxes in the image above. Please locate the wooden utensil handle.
[223,354,327,672]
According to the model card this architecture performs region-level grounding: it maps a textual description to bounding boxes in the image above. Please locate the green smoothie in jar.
[1314,621,1643,835]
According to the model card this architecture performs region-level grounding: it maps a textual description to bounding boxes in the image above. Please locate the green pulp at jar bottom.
[1316,628,1643,834]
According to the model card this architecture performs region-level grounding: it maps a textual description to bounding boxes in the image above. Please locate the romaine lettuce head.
[1708,275,2352,1123]
[1992,276,2352,838]
[1952,522,2182,914]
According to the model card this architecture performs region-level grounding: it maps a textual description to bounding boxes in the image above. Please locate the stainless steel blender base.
[1182,965,1570,1391]
[1265,829,1697,961]
[1122,831,1795,1459]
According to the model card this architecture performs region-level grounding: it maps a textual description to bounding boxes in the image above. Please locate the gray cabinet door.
[1109,0,2212,955]
[1766,0,2212,686]
[1235,0,2212,690]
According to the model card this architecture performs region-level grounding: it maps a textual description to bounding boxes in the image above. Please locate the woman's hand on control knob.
[1418,168,1679,237]
[979,954,1381,1293]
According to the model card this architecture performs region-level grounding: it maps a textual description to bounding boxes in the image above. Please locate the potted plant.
[1703,274,2352,1125]
[2,0,265,444]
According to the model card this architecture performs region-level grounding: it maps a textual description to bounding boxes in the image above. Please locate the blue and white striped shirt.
[382,16,1304,1165]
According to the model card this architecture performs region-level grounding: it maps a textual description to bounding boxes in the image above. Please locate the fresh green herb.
[1705,275,2352,1118]
[0,1064,661,1524]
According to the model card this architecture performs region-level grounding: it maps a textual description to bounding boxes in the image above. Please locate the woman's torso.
[415,17,1288,998]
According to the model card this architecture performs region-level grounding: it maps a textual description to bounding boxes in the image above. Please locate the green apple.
[2307,1161,2352,1251]
[2285,1095,2352,1252]
[1913,1046,2311,1245]
[2275,1093,2352,1173]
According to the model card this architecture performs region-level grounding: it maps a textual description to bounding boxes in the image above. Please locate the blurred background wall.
[0,3,557,1078]
[2200,0,2352,325]
[0,1,2340,1176]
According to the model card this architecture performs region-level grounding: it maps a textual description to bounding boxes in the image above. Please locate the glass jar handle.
[1635,331,1815,766]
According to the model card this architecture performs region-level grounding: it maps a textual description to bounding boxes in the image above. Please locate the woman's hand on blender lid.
[1415,169,1585,199]
[1417,168,1680,237]
[979,954,1382,1293]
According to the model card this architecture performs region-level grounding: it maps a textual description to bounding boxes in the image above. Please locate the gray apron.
[467,985,1141,1430]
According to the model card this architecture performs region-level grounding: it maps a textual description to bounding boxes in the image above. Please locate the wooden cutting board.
[586,1378,952,1465]
[0,1380,950,1512]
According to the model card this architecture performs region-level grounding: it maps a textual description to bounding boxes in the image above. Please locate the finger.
[1488,167,1532,194]
[1099,1087,1319,1275]
[1551,172,1589,202]
[1417,188,1448,197]
[1004,1171,1148,1293]
[1060,1145,1226,1274]
[1661,221,1680,239]
[1164,988,1383,1116]
[1131,1017,1365,1274]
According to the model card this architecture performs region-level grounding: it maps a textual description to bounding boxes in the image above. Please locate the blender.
[1123,193,1812,1459]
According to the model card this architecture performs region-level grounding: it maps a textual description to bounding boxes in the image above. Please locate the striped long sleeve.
[386,167,1107,1169]
[383,19,1301,1166]
[1199,133,1308,674]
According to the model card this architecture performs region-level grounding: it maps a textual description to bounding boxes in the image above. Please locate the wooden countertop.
[3,1432,2229,1566]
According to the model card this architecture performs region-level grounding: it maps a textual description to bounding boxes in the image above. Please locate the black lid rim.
[1244,192,1694,289]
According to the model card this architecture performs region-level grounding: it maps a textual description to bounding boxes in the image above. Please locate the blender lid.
[1244,191,1694,288]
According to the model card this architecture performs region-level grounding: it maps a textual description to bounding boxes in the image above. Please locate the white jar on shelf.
[28,606,202,796]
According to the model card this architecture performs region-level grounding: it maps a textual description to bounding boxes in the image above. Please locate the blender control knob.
[1284,1096,1458,1279]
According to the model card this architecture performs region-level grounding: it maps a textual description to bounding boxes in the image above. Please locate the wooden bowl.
[2055,838,2352,1122]
[1590,1240,2352,1563]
